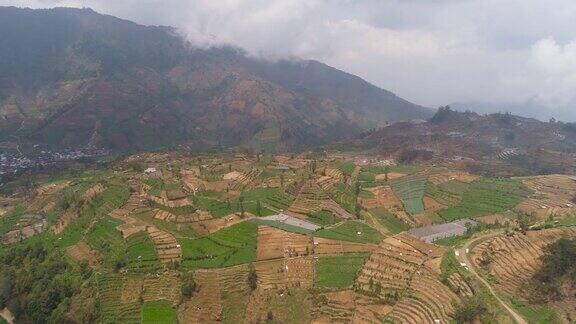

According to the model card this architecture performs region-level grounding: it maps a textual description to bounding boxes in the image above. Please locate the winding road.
[456,232,528,324]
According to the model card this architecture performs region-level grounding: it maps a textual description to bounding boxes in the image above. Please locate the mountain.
[450,101,576,123]
[0,6,432,153]
[337,108,576,175]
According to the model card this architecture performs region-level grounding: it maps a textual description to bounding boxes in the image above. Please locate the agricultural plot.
[85,216,125,267]
[315,220,383,244]
[307,210,338,226]
[219,265,251,324]
[179,270,223,322]
[437,178,531,221]
[142,300,177,324]
[125,231,161,272]
[314,253,370,290]
[0,206,24,238]
[390,173,427,215]
[179,221,258,268]
[97,274,141,324]
[329,183,358,215]
[425,180,469,207]
[370,207,410,234]
[516,175,576,219]
[339,162,356,176]
[241,187,294,214]
[256,225,312,260]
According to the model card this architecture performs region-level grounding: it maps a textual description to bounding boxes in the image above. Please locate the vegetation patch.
[126,231,161,272]
[390,173,427,214]
[179,221,258,268]
[315,220,383,244]
[370,207,409,234]
[141,300,177,324]
[425,180,469,207]
[85,216,125,268]
[314,253,370,289]
[437,178,530,221]
[307,211,338,226]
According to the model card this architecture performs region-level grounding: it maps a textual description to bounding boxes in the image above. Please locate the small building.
[408,219,479,243]
[144,167,162,178]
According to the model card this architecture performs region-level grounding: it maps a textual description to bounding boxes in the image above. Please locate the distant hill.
[337,108,576,175]
[0,6,432,153]
[450,101,576,123]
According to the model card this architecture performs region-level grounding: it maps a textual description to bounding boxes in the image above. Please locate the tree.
[181,272,198,299]
[248,264,258,291]
[453,296,488,323]
[239,195,245,216]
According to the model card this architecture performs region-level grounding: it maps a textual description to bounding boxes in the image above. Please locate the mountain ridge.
[0,6,432,153]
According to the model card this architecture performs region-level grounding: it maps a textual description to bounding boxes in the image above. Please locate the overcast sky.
[3,0,576,118]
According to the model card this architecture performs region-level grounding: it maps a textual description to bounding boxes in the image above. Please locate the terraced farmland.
[315,220,383,244]
[437,178,531,221]
[179,221,258,268]
[315,253,371,290]
[391,173,427,215]
[125,231,161,273]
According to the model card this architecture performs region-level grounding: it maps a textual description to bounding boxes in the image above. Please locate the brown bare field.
[428,171,479,185]
[52,205,78,235]
[218,265,251,323]
[375,172,406,181]
[245,287,312,323]
[256,225,312,261]
[358,197,380,210]
[386,269,459,324]
[313,237,379,255]
[423,196,444,214]
[311,290,356,323]
[476,214,515,226]
[179,270,223,323]
[36,181,71,196]
[149,191,191,208]
[470,227,576,296]
[82,184,104,201]
[142,272,181,306]
[254,257,314,290]
[67,242,102,267]
[154,208,212,223]
[288,181,329,216]
[120,276,143,304]
[147,226,181,263]
[317,168,343,190]
[516,175,576,219]
[413,213,432,226]
[356,233,455,323]
[190,213,253,236]
[365,186,403,210]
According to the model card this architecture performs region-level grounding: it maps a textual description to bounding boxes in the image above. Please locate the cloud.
[1,0,576,120]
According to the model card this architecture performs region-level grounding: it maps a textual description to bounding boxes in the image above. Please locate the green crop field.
[437,178,531,221]
[315,253,370,290]
[97,274,141,324]
[85,216,125,267]
[179,221,258,268]
[241,188,294,213]
[142,300,177,324]
[426,180,470,207]
[357,171,375,182]
[144,178,181,196]
[315,220,383,244]
[126,231,161,272]
[307,211,338,226]
[339,162,356,176]
[390,173,427,215]
[370,207,410,234]
[330,183,358,214]
[0,206,25,237]
[249,218,315,235]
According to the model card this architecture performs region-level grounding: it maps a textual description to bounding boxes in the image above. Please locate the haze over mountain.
[0,6,431,153]
[451,101,576,123]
